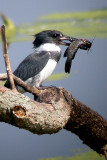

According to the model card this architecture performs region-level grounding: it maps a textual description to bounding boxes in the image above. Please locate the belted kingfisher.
[4,30,69,93]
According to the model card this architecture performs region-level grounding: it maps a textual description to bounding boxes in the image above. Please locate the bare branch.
[0,73,41,95]
[0,85,107,157]
[0,86,71,135]
[1,25,16,91]
[0,73,7,81]
[13,74,41,95]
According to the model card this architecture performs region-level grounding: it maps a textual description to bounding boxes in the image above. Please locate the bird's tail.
[4,79,11,88]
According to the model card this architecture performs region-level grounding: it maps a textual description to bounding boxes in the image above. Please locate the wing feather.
[4,51,50,88]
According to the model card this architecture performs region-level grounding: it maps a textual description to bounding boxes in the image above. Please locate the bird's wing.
[4,51,50,87]
[14,51,50,81]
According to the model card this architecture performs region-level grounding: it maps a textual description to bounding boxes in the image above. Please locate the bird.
[4,30,70,93]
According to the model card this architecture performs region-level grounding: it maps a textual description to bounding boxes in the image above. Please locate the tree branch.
[1,25,16,91]
[0,73,7,81]
[0,73,41,95]
[0,86,71,135]
[0,86,107,157]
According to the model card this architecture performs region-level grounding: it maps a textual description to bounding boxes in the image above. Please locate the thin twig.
[1,25,17,91]
[13,74,41,95]
[0,73,41,95]
[0,73,7,81]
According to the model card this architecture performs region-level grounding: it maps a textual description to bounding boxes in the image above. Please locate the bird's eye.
[53,33,62,38]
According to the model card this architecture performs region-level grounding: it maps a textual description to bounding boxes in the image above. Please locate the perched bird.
[4,30,69,93]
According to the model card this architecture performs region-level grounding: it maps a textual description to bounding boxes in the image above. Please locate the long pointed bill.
[59,35,78,46]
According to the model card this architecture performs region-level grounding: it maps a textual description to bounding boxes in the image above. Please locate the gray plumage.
[4,50,61,92]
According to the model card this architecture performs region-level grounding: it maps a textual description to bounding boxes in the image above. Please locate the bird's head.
[33,30,70,48]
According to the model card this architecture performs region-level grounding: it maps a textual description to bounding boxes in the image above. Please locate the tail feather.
[4,80,11,88]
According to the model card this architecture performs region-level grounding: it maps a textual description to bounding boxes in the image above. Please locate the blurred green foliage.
[47,72,69,82]
[40,9,107,20]
[0,13,16,39]
[0,81,5,86]
[39,151,105,160]
[17,9,107,39]
[0,9,107,43]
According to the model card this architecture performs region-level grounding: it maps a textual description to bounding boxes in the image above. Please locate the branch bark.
[0,86,71,135]
[0,85,107,157]
[0,73,7,81]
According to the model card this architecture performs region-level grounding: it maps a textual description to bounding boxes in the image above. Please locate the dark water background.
[0,0,107,160]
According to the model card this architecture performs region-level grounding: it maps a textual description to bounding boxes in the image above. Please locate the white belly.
[39,59,57,84]
[17,59,57,93]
